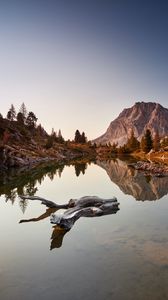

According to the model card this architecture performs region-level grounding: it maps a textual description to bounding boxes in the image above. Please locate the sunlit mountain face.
[93,102,168,146]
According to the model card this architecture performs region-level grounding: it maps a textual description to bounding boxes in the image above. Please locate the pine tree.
[81,132,87,143]
[7,104,16,121]
[153,130,160,151]
[74,130,81,143]
[74,130,87,143]
[141,129,153,153]
[7,110,12,121]
[17,112,24,125]
[45,135,54,149]
[26,111,38,128]
[57,129,64,143]
[111,142,118,153]
[37,124,45,137]
[19,103,27,124]
[127,129,140,152]
[140,136,146,152]
[51,128,57,141]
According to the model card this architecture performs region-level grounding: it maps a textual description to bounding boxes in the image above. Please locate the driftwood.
[19,195,119,230]
[19,195,68,208]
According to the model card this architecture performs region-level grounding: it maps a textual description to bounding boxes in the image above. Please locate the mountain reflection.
[1,157,168,211]
[97,159,168,201]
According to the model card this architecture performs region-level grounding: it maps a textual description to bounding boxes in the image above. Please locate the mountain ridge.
[93,102,168,146]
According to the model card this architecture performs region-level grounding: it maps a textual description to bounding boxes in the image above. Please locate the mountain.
[93,102,168,146]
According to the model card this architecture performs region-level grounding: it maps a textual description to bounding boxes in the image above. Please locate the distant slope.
[93,102,168,146]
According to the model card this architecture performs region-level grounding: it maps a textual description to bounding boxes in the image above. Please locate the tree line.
[1,104,89,147]
[4,103,38,128]
[98,129,168,154]
[45,129,88,148]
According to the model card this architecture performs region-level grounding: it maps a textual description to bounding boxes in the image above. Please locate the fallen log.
[19,195,119,230]
[50,202,119,230]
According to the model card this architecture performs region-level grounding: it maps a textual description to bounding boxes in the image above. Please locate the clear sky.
[0,0,168,140]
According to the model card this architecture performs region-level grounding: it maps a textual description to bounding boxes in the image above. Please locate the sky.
[0,0,168,140]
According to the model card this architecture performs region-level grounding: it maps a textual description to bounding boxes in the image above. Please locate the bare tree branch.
[19,195,68,208]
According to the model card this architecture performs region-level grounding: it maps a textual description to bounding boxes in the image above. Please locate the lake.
[0,158,168,300]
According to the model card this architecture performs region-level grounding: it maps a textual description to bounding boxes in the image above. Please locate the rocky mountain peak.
[93,102,168,146]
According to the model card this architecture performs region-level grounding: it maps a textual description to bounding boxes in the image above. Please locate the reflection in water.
[0,162,65,204]
[0,159,90,210]
[1,157,168,211]
[19,196,119,250]
[19,207,58,223]
[50,226,68,250]
[0,156,168,216]
[21,217,69,250]
[97,159,168,200]
[19,206,66,250]
[74,162,87,176]
[1,159,168,300]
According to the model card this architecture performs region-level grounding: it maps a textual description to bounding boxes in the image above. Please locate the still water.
[0,159,168,300]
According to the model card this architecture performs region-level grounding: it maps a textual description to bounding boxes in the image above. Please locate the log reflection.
[19,195,120,250]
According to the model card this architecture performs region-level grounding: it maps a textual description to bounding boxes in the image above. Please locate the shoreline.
[0,142,96,171]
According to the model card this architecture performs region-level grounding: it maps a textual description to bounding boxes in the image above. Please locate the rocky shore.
[0,143,94,170]
[129,161,168,177]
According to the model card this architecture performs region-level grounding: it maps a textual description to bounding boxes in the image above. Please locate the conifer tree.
[51,128,57,141]
[127,129,139,152]
[7,104,16,121]
[111,142,118,153]
[17,112,24,125]
[140,129,153,153]
[11,104,16,120]
[7,110,12,121]
[57,129,64,143]
[74,130,87,143]
[153,130,160,151]
[81,132,87,143]
[140,136,146,152]
[19,103,27,124]
[26,111,38,128]
[74,130,81,143]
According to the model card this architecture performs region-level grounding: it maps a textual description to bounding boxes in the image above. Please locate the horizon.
[2,100,167,140]
[0,1,168,140]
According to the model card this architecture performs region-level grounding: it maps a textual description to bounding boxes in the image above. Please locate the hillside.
[0,112,95,169]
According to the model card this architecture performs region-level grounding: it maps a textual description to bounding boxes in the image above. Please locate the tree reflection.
[0,159,91,211]
[19,199,28,214]
[74,163,87,177]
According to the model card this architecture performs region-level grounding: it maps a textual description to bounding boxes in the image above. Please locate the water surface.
[0,159,168,300]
